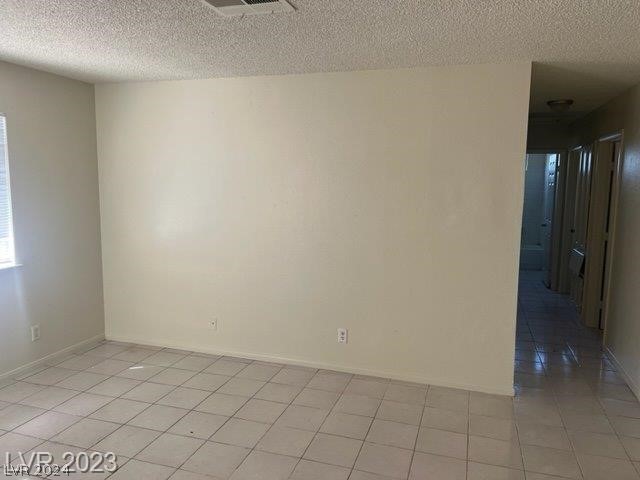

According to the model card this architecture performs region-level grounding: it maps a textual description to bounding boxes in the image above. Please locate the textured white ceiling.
[1,0,640,114]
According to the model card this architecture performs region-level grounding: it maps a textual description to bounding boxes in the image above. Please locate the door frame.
[583,131,624,341]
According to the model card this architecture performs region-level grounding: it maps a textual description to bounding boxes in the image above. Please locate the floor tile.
[0,432,46,460]
[87,377,141,397]
[522,444,581,478]
[236,363,282,381]
[256,425,315,457]
[306,372,352,392]
[85,344,129,358]
[303,433,363,468]
[293,388,340,410]
[469,414,517,441]
[345,379,388,399]
[320,412,372,439]
[622,436,640,461]
[182,441,249,477]
[51,418,119,448]
[0,382,45,402]
[85,359,134,376]
[517,422,571,450]
[234,398,287,423]
[426,387,469,413]
[171,355,217,372]
[168,411,228,439]
[275,405,328,431]
[122,382,176,403]
[577,453,640,480]
[112,348,157,363]
[366,419,418,449]
[182,373,230,391]
[384,384,426,405]
[204,360,248,376]
[611,416,640,438]
[602,399,640,419]
[149,368,196,386]
[53,393,113,416]
[470,392,514,419]
[350,471,397,480]
[467,461,524,480]
[195,393,249,416]
[333,393,380,417]
[56,372,111,391]
[22,367,77,385]
[0,404,45,430]
[117,364,166,381]
[157,387,211,409]
[421,406,467,433]
[270,368,315,387]
[376,400,422,426]
[569,430,628,459]
[415,427,467,460]
[169,470,213,480]
[290,459,350,480]
[128,405,189,431]
[230,450,297,480]
[409,452,466,480]
[93,425,161,457]
[254,383,302,403]
[142,352,187,367]
[468,435,522,469]
[14,411,81,439]
[90,398,151,423]
[354,442,413,478]
[210,418,269,447]
[108,458,175,480]
[18,386,78,409]
[56,354,105,371]
[217,378,266,397]
[562,412,614,434]
[136,433,204,467]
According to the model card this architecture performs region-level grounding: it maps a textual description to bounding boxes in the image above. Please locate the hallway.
[514,270,640,478]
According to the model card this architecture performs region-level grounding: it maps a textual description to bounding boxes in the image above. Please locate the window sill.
[0,262,21,271]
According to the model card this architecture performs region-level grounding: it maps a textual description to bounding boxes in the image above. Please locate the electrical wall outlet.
[337,328,348,344]
[210,319,218,331]
[30,325,40,342]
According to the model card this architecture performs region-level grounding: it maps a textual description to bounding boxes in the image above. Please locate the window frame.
[0,113,17,270]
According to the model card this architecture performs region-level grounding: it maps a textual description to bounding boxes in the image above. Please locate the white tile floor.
[0,270,639,479]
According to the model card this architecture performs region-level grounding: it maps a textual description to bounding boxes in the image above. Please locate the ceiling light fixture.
[546,99,574,112]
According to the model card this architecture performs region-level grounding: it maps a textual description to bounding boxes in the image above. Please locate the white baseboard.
[106,333,515,397]
[0,334,105,384]
[606,346,640,402]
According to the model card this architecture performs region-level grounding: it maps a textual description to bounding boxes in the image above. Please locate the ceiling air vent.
[203,0,294,17]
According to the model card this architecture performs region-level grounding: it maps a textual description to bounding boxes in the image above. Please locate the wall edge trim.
[606,346,640,402]
[0,334,106,383]
[106,333,515,397]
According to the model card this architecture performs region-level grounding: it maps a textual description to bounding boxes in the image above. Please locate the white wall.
[96,63,531,395]
[0,61,104,378]
[572,84,640,398]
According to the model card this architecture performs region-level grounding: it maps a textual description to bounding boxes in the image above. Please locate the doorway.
[519,152,561,282]
[517,134,623,337]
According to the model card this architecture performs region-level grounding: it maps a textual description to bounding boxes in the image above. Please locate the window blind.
[0,114,15,265]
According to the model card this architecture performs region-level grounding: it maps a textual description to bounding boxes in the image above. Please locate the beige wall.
[571,84,640,397]
[96,63,531,394]
[0,61,104,378]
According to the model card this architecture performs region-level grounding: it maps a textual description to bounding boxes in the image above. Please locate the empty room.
[2,1,640,479]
